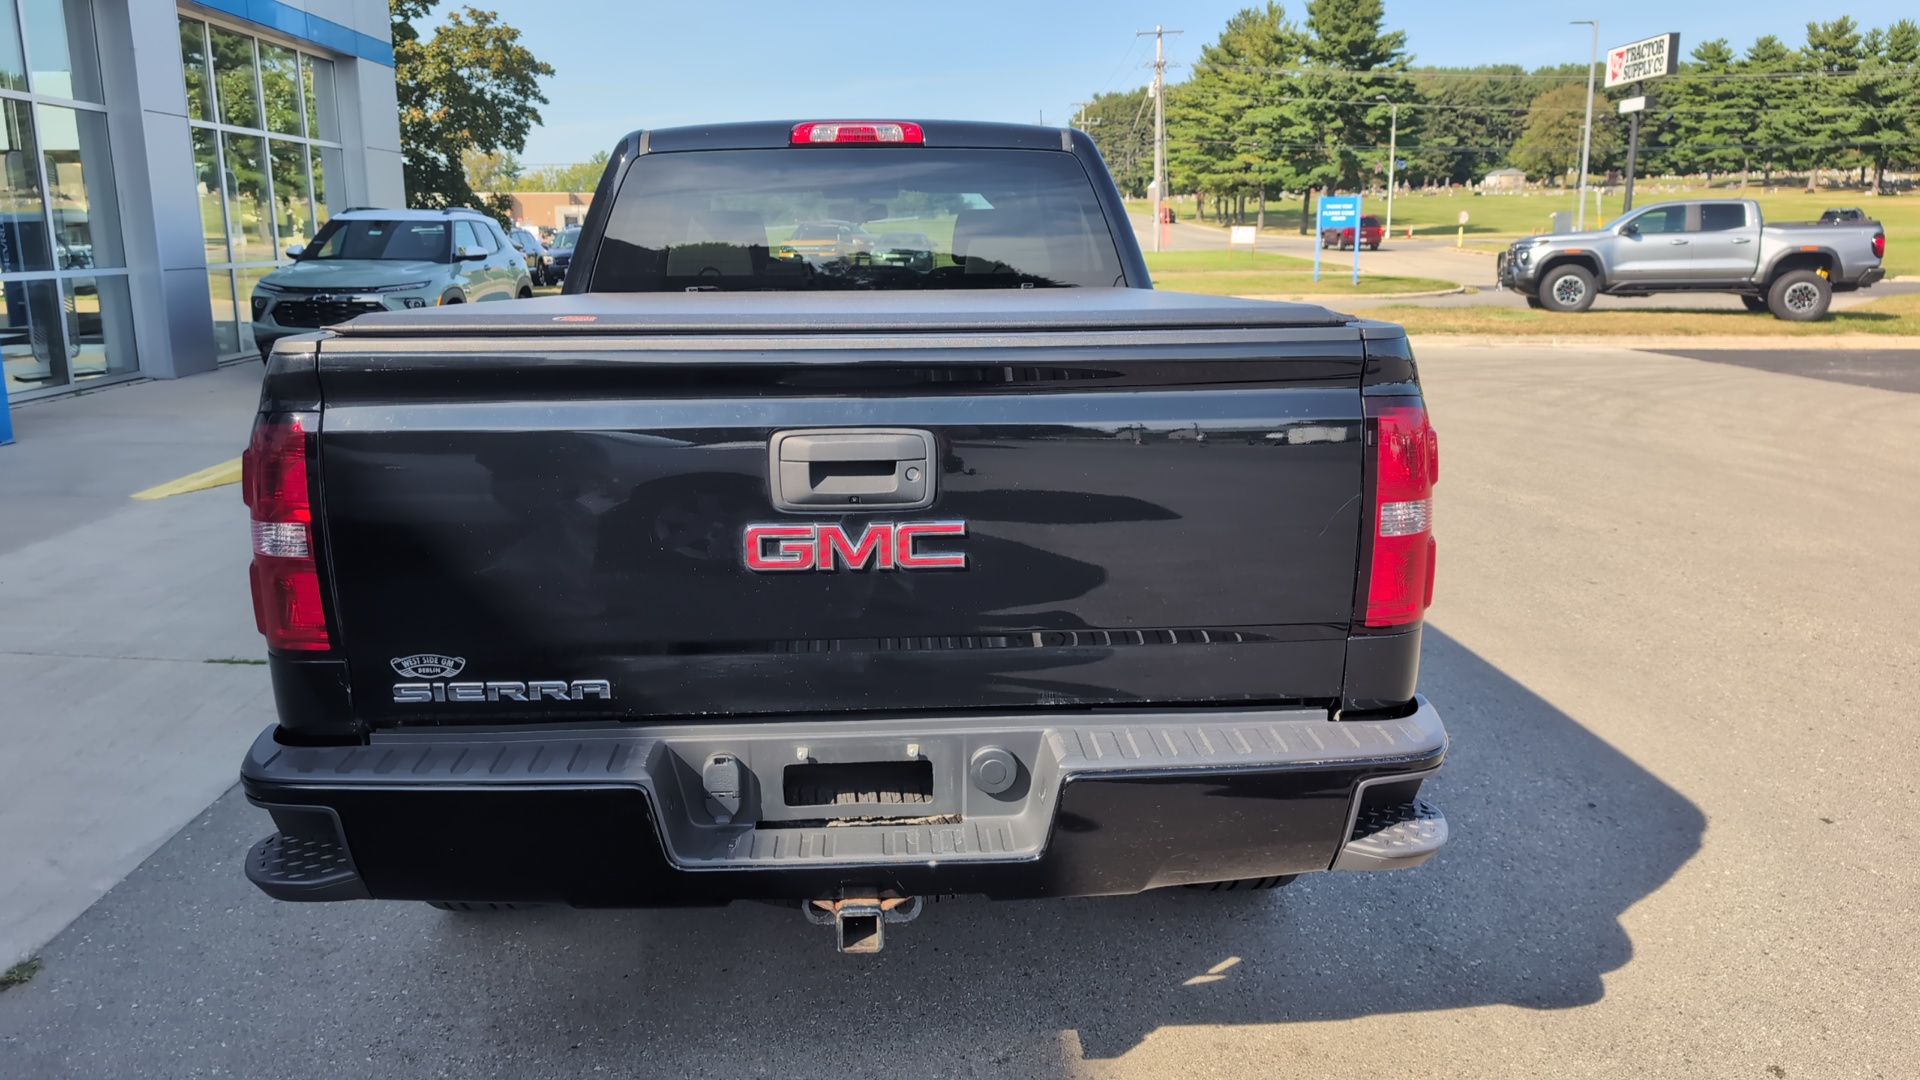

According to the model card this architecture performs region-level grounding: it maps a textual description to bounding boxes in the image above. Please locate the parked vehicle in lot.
[775,220,879,261]
[1497,198,1885,320]
[1321,214,1384,251]
[1818,207,1867,224]
[871,230,936,270]
[239,120,1448,953]
[509,227,551,286]
[251,208,533,358]
[545,225,582,284]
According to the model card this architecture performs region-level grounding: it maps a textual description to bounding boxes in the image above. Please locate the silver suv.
[251,208,533,357]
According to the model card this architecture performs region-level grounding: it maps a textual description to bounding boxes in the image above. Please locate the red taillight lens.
[1364,398,1438,629]
[243,413,330,651]
[1872,232,1885,259]
[790,121,924,145]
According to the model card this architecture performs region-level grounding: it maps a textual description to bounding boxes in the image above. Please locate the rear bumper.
[241,698,1448,905]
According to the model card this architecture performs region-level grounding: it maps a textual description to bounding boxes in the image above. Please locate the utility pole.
[1375,95,1398,238]
[1571,19,1599,230]
[1137,24,1182,253]
[1071,100,1091,128]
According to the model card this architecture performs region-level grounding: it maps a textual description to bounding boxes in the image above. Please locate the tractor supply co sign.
[1605,33,1680,88]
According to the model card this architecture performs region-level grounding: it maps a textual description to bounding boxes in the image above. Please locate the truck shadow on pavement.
[0,629,1704,1075]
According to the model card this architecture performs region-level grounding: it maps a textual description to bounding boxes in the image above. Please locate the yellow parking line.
[131,457,243,500]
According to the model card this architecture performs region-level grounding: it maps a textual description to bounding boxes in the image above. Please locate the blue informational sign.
[1313,194,1363,285]
[0,375,13,445]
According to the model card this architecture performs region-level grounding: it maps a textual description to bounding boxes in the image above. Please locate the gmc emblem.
[744,521,967,572]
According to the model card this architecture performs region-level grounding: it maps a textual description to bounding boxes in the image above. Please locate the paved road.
[1130,213,1915,312]
[4,345,1918,1077]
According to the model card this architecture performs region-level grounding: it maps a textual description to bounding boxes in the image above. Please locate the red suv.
[1320,215,1384,251]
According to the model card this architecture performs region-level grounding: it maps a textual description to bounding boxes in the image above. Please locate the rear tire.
[1525,296,1546,309]
[1537,265,1597,312]
[1184,875,1297,892]
[1767,270,1831,321]
[1739,295,1770,313]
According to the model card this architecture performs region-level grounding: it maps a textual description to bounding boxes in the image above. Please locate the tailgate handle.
[770,429,936,511]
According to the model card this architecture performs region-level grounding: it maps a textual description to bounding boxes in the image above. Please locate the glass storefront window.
[222,133,271,263]
[207,269,237,356]
[260,43,301,136]
[178,17,210,122]
[62,275,134,382]
[209,26,259,130]
[0,98,50,273]
[192,126,225,262]
[0,278,66,393]
[0,0,25,92]
[269,140,312,252]
[183,18,344,361]
[20,0,102,102]
[40,104,121,269]
[302,54,336,142]
[233,266,273,354]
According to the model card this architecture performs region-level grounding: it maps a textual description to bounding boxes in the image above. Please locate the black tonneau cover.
[324,289,1354,338]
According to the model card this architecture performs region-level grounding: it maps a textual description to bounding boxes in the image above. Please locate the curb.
[1403,334,1920,350]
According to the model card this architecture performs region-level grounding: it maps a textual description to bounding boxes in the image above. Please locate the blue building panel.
[185,0,395,66]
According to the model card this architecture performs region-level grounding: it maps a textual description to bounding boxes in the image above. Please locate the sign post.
[1606,33,1679,216]
[1313,194,1362,285]
[1456,210,1469,248]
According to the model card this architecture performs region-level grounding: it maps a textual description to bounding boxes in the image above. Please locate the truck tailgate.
[312,292,1370,724]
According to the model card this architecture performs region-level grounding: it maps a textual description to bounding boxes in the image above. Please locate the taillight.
[1872,232,1885,259]
[242,412,330,651]
[1363,398,1438,629]
[790,121,924,145]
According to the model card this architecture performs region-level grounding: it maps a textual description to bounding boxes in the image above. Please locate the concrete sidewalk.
[1,365,270,966]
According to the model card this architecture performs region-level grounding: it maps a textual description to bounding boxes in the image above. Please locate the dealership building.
[0,0,402,406]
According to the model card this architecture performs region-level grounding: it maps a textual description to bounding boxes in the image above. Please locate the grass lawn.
[1144,248,1453,296]
[1138,189,1918,278]
[1373,290,1920,337]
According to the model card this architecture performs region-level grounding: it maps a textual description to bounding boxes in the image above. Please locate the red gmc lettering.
[743,522,968,572]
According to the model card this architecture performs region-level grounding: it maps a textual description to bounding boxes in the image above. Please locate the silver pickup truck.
[1497,198,1887,320]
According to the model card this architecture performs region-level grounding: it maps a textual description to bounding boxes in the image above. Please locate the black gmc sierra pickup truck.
[240,120,1446,953]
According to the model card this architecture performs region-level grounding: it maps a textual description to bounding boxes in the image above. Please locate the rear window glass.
[303,220,450,262]
[590,148,1126,291]
[1699,204,1747,231]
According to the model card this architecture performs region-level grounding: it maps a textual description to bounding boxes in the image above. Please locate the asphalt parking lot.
[3,342,1917,1078]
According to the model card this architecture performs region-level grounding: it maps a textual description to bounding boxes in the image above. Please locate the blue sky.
[446,0,1918,165]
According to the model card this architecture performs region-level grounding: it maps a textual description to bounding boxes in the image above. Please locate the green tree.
[1659,40,1748,182]
[392,0,554,225]
[1738,35,1805,184]
[1406,66,1535,185]
[1510,82,1618,184]
[1079,87,1153,197]
[1854,19,1919,191]
[1799,17,1866,186]
[517,152,610,193]
[1273,0,1417,232]
[1168,3,1307,222]
[462,149,522,193]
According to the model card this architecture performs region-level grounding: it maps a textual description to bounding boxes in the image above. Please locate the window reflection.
[40,104,122,269]
[178,18,210,122]
[234,266,271,354]
[260,43,300,136]
[209,26,259,130]
[222,133,271,263]
[314,145,339,226]
[0,0,26,92]
[21,0,102,102]
[302,55,336,142]
[207,269,237,355]
[192,126,226,262]
[62,275,134,381]
[0,98,50,272]
[0,278,66,392]
[269,140,311,252]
